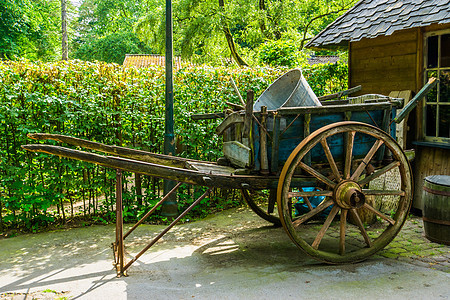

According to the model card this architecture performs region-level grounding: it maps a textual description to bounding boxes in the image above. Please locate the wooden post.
[115,169,125,276]
[242,90,253,147]
[260,106,269,175]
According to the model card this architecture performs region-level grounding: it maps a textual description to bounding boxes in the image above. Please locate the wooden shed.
[306,0,450,211]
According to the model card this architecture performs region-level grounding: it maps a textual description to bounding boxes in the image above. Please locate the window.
[424,30,450,142]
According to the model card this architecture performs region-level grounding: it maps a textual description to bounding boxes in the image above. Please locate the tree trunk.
[61,0,68,60]
[218,0,248,67]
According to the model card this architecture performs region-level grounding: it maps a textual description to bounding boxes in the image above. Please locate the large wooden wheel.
[277,121,413,263]
[241,189,281,226]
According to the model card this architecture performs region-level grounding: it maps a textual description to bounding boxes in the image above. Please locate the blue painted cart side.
[252,100,400,174]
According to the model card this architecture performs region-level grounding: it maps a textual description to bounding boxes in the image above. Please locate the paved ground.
[0,207,449,299]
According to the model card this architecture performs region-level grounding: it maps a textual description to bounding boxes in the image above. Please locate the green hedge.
[0,59,347,232]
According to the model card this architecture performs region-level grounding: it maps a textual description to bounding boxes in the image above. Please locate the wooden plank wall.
[349,26,450,212]
[350,28,418,95]
[413,146,450,210]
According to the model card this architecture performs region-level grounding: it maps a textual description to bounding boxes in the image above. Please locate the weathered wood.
[277,121,413,263]
[271,115,281,173]
[27,133,204,168]
[350,29,418,96]
[288,190,333,198]
[320,138,341,181]
[240,189,281,225]
[226,101,244,111]
[191,112,225,120]
[318,85,362,101]
[344,131,356,180]
[362,189,405,196]
[242,90,253,144]
[358,161,400,186]
[22,144,279,189]
[413,146,450,210]
[362,203,395,225]
[350,208,372,247]
[292,199,334,227]
[186,161,236,175]
[259,106,269,174]
[350,139,384,181]
[394,77,437,124]
[215,112,244,136]
[299,162,336,188]
[230,77,245,106]
[303,114,311,166]
[339,209,348,255]
[277,102,392,116]
[223,141,251,168]
[312,205,340,249]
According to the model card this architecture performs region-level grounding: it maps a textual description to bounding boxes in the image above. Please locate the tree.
[74,32,151,64]
[61,0,69,60]
[72,0,150,62]
[0,0,64,61]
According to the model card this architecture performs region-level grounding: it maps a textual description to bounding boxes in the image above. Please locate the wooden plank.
[191,112,225,120]
[271,116,281,173]
[22,144,278,190]
[223,141,251,168]
[26,133,202,168]
[215,112,244,135]
[352,57,417,76]
[394,77,437,124]
[277,102,392,116]
[394,90,413,149]
[351,29,417,50]
[351,41,417,60]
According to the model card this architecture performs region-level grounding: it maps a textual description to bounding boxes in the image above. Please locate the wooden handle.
[394,77,438,124]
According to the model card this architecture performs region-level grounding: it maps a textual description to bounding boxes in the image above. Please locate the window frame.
[423,28,450,144]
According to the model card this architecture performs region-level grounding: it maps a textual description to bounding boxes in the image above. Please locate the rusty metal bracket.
[113,172,211,276]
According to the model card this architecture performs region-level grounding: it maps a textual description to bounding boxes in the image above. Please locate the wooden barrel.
[422,175,450,245]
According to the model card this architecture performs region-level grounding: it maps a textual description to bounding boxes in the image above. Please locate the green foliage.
[0,0,64,61]
[0,59,347,233]
[258,40,307,68]
[74,32,152,64]
[303,59,348,97]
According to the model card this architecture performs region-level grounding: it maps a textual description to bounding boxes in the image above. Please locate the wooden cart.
[22,73,437,275]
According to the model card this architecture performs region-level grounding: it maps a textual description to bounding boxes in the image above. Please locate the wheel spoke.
[320,138,341,182]
[312,205,340,249]
[339,209,348,255]
[288,190,333,198]
[344,131,356,179]
[350,208,372,247]
[362,189,405,196]
[363,203,395,225]
[358,161,400,186]
[293,199,334,228]
[299,162,336,188]
[300,188,313,210]
[350,139,384,181]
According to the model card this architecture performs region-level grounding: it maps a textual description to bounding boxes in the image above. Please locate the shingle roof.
[123,54,188,69]
[306,0,450,49]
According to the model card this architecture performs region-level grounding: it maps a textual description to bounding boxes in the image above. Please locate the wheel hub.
[333,180,365,209]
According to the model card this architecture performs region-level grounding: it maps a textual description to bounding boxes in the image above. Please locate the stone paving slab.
[0,208,448,299]
[376,215,450,273]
